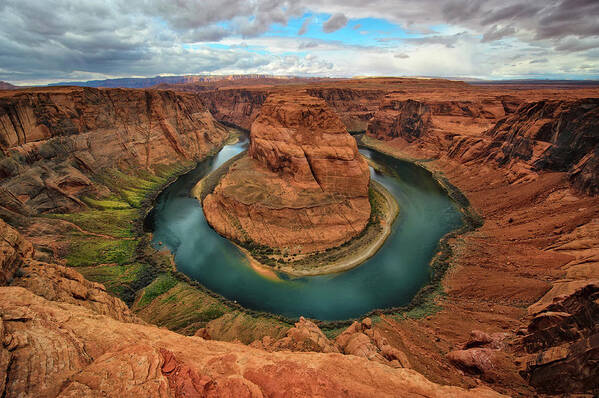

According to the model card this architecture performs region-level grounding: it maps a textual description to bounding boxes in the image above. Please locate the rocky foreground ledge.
[0,218,504,397]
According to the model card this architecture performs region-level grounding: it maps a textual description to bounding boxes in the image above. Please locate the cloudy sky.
[1,0,598,85]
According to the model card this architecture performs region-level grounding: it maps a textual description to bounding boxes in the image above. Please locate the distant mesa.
[0,81,17,90]
[47,74,312,89]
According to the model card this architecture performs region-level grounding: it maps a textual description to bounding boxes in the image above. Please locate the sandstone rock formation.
[252,316,340,354]
[335,318,412,369]
[254,317,412,370]
[368,98,432,142]
[448,99,599,194]
[0,87,230,214]
[306,87,385,132]
[199,88,268,130]
[518,281,599,393]
[447,330,507,382]
[2,78,599,396]
[203,92,371,254]
[0,220,505,397]
[0,218,33,285]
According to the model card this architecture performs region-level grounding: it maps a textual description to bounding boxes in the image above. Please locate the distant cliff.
[0,87,229,214]
[448,99,599,195]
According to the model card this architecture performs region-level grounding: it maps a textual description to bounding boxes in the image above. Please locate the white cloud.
[0,0,597,84]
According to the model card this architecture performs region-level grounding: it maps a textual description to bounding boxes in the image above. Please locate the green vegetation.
[396,289,445,320]
[65,237,137,267]
[47,208,137,238]
[136,273,179,308]
[36,128,288,336]
[133,280,235,334]
[322,327,347,339]
[82,196,132,210]
[77,262,158,305]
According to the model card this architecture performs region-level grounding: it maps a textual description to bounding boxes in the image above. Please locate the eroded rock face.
[0,219,33,285]
[249,93,370,196]
[0,286,507,398]
[448,99,599,194]
[365,94,505,144]
[446,330,508,383]
[199,88,268,131]
[335,318,411,369]
[253,316,340,354]
[203,92,371,254]
[0,222,506,397]
[367,98,432,142]
[0,87,230,214]
[519,281,599,393]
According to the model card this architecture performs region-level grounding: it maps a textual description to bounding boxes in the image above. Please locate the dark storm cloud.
[554,37,599,52]
[322,13,348,33]
[308,0,599,45]
[481,25,517,42]
[480,4,541,25]
[379,32,468,48]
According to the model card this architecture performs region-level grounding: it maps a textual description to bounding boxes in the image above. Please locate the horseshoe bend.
[199,92,399,276]
[1,76,599,397]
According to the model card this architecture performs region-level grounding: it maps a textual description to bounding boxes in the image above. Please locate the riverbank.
[253,181,399,277]
[194,153,399,276]
[267,180,398,276]
[354,132,599,394]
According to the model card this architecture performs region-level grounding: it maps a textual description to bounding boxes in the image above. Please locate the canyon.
[0,78,598,396]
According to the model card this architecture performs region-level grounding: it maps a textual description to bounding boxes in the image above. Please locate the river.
[146,135,463,320]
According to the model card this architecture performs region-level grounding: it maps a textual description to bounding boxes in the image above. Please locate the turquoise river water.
[146,135,463,320]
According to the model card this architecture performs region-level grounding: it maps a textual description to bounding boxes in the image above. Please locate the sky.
[1,0,598,85]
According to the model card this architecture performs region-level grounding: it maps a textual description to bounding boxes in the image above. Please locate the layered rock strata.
[447,99,599,194]
[0,219,506,398]
[202,92,370,254]
[368,98,433,142]
[0,87,229,214]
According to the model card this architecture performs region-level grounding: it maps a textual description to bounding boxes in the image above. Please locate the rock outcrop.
[202,92,371,254]
[368,98,432,142]
[447,330,508,382]
[254,317,412,370]
[0,287,505,397]
[0,219,505,398]
[0,87,230,214]
[518,281,599,393]
[335,318,412,369]
[0,218,33,284]
[448,99,599,194]
[252,316,340,354]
